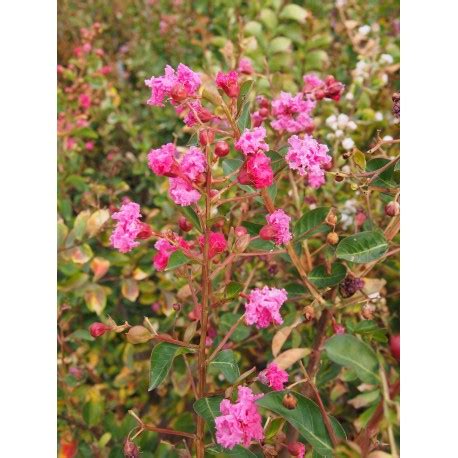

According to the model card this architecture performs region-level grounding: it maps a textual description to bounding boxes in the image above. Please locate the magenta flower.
[180,146,207,181]
[215,70,240,98]
[271,92,315,134]
[110,202,143,253]
[238,57,254,75]
[144,63,201,107]
[246,152,273,189]
[182,100,214,127]
[245,286,287,329]
[153,239,177,271]
[260,209,292,245]
[285,134,331,188]
[198,231,227,258]
[235,127,269,156]
[215,387,264,449]
[147,143,178,177]
[79,93,91,110]
[258,363,289,391]
[168,177,201,206]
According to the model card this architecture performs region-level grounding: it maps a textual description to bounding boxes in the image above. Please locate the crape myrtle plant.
[88,53,400,457]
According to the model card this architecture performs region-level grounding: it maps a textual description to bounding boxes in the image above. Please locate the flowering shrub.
[58,1,399,457]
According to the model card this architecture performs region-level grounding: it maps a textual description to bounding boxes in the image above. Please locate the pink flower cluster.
[285,134,331,188]
[245,286,287,329]
[215,387,264,449]
[235,127,269,156]
[260,209,292,245]
[153,236,190,271]
[216,70,240,98]
[147,144,207,206]
[180,100,213,127]
[238,58,254,75]
[258,363,288,391]
[144,64,201,107]
[110,202,143,253]
[302,73,345,101]
[198,232,227,258]
[271,92,316,134]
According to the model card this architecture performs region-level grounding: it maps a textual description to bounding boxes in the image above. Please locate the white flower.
[337,113,349,128]
[345,92,354,101]
[341,165,351,174]
[342,137,355,150]
[375,112,383,121]
[381,73,388,84]
[358,25,371,36]
[336,0,347,6]
[326,115,337,128]
[347,120,357,131]
[326,133,335,141]
[380,53,394,65]
[383,135,393,141]
[335,129,344,138]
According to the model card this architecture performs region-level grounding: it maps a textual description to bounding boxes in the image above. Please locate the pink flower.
[285,134,331,188]
[147,143,178,177]
[144,64,201,106]
[303,74,324,92]
[251,111,265,127]
[245,286,287,329]
[271,92,315,134]
[258,363,288,391]
[168,177,201,206]
[246,152,273,189]
[235,127,269,156]
[85,141,94,151]
[198,232,227,258]
[238,57,254,75]
[182,100,213,127]
[65,137,76,150]
[153,239,177,271]
[180,146,207,181]
[110,202,143,253]
[288,442,306,458]
[215,387,264,449]
[79,93,91,110]
[216,70,240,98]
[260,209,292,245]
[100,65,112,75]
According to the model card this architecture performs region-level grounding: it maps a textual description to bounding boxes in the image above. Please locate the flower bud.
[137,222,153,240]
[333,322,345,335]
[234,233,251,253]
[126,325,152,344]
[89,322,110,338]
[123,438,140,458]
[325,211,337,226]
[215,140,230,157]
[392,92,400,119]
[282,393,297,410]
[259,107,269,118]
[178,216,193,232]
[288,442,306,457]
[303,305,315,321]
[390,334,400,362]
[385,201,400,217]
[199,129,214,146]
[326,232,339,245]
[172,303,181,311]
[195,172,207,187]
[355,210,367,227]
[170,83,188,103]
[234,226,248,237]
[259,224,276,241]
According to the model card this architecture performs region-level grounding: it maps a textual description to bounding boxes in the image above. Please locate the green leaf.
[241,221,263,236]
[257,391,346,456]
[336,231,388,263]
[309,263,347,288]
[209,350,240,383]
[68,329,95,342]
[166,250,190,271]
[181,206,202,232]
[83,400,104,427]
[284,283,308,297]
[265,417,284,439]
[280,4,309,23]
[207,445,257,457]
[219,313,250,342]
[237,102,251,131]
[193,396,223,433]
[366,158,398,188]
[225,282,243,299]
[269,36,292,54]
[293,207,331,240]
[149,343,192,391]
[324,334,379,384]
[237,80,254,114]
[222,158,243,181]
[260,8,278,30]
[57,221,68,248]
[73,210,91,240]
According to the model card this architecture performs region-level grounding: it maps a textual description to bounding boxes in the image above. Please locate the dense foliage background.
[57,1,400,456]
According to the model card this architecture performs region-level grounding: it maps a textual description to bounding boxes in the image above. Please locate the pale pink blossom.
[180,146,207,181]
[245,286,287,329]
[147,143,178,176]
[144,64,201,106]
[235,127,269,156]
[260,209,292,245]
[285,134,331,188]
[215,70,239,98]
[215,387,264,449]
[110,202,143,253]
[168,177,201,206]
[258,363,288,391]
[271,92,315,134]
[238,57,254,75]
[303,74,324,92]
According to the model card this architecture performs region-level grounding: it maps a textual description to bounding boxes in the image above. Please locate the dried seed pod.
[282,392,297,410]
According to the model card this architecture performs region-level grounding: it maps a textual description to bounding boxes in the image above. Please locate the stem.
[207,314,245,363]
